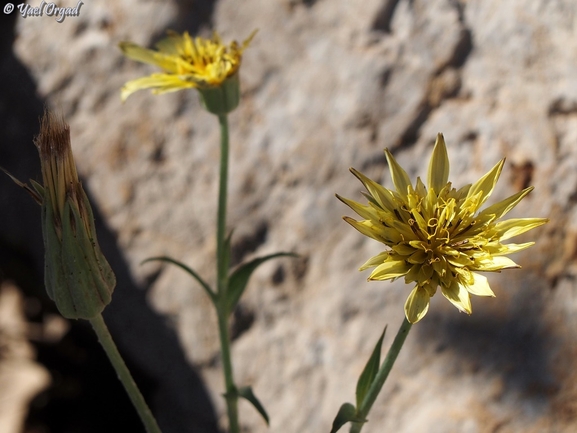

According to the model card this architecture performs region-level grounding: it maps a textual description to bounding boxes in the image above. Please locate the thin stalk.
[217,310,240,433]
[89,314,162,433]
[350,317,413,433]
[216,113,229,294]
[214,113,240,432]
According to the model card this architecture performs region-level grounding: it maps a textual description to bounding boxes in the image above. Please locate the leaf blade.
[141,256,216,303]
[227,252,297,314]
[330,403,362,433]
[237,386,269,426]
[356,325,387,408]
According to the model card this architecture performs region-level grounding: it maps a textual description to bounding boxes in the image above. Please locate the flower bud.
[35,111,115,319]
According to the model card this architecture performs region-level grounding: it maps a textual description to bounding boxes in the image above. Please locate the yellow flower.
[119,30,257,112]
[337,134,548,323]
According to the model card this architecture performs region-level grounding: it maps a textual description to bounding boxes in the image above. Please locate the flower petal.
[490,218,549,241]
[119,42,180,73]
[368,259,411,281]
[466,159,505,207]
[384,149,412,200]
[427,133,450,193]
[342,217,385,243]
[474,255,520,271]
[336,194,382,221]
[120,73,195,101]
[404,285,431,323]
[464,273,495,297]
[359,251,390,271]
[441,280,472,314]
[477,186,534,222]
[350,168,397,212]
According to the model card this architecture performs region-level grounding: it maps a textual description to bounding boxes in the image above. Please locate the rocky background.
[1,0,576,432]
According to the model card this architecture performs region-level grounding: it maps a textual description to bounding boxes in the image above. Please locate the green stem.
[89,314,162,433]
[350,317,413,433]
[216,113,229,295]
[214,113,239,433]
[217,311,240,433]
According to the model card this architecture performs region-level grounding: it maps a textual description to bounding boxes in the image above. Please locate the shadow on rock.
[0,12,220,433]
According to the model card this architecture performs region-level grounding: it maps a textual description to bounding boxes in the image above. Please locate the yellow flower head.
[337,134,548,324]
[119,30,257,104]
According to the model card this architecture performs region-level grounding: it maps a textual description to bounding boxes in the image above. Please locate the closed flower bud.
[34,111,115,319]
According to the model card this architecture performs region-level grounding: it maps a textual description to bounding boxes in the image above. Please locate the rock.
[0,283,50,433]
[2,0,577,432]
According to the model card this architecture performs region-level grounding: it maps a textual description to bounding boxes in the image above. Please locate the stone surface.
[2,0,577,432]
[0,283,50,433]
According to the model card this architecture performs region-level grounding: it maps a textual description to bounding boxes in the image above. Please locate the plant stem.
[350,317,413,433]
[214,113,240,433]
[89,314,162,433]
[216,113,229,295]
[218,310,240,433]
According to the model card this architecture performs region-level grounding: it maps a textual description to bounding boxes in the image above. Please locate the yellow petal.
[241,29,259,50]
[474,255,520,271]
[336,194,381,221]
[491,218,549,241]
[467,159,505,207]
[359,251,390,271]
[368,259,411,281]
[349,168,397,212]
[384,149,412,200]
[478,187,534,222]
[404,285,431,323]
[464,273,495,297]
[155,31,185,55]
[119,42,180,73]
[491,242,535,255]
[441,280,472,314]
[120,73,195,101]
[427,133,450,193]
[342,217,385,243]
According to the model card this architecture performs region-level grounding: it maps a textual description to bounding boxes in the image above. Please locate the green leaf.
[237,386,269,425]
[226,252,297,314]
[330,403,363,433]
[141,256,216,304]
[356,325,387,409]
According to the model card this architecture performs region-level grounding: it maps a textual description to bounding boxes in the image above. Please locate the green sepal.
[237,386,269,426]
[0,166,43,205]
[43,189,116,319]
[356,325,387,409]
[197,73,240,115]
[141,256,217,304]
[30,179,45,199]
[330,403,365,433]
[226,252,297,314]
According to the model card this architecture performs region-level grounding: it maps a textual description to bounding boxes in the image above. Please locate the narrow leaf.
[238,386,269,425]
[330,403,362,433]
[356,325,387,409]
[141,256,216,303]
[227,252,297,314]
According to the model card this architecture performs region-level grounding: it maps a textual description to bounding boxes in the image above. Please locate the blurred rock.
[4,0,577,432]
[0,283,50,433]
